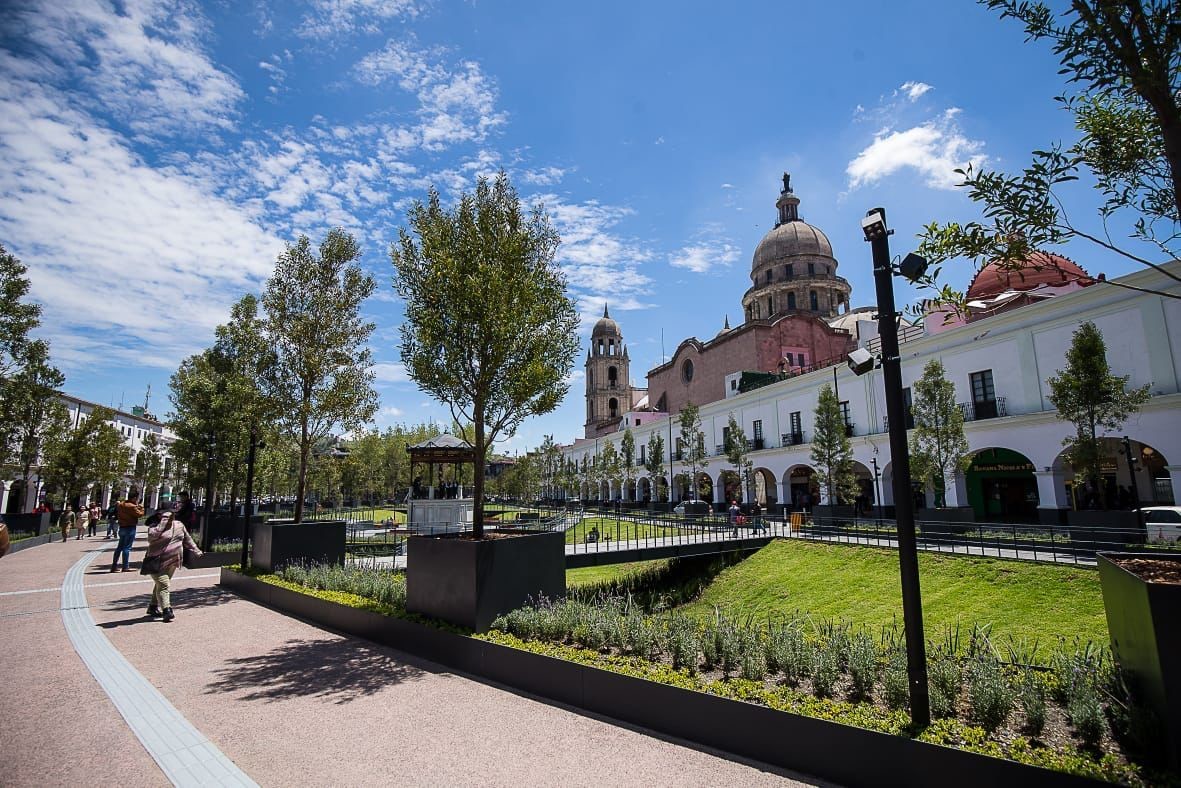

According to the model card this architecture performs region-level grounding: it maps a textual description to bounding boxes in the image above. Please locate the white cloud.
[298,0,422,39]
[373,362,409,383]
[846,108,987,190]
[354,39,506,151]
[669,240,741,274]
[899,81,933,101]
[2,0,245,141]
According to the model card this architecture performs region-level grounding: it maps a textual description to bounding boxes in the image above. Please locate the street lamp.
[240,427,264,570]
[871,451,883,525]
[861,206,931,727]
[201,433,217,552]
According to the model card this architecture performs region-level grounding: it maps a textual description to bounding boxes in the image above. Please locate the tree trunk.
[294,419,309,523]
[472,409,485,539]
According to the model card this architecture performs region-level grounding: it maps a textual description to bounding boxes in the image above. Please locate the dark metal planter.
[1097,551,1181,769]
[220,568,1107,788]
[5,512,52,536]
[5,533,55,554]
[187,551,242,569]
[405,529,564,632]
[251,519,346,572]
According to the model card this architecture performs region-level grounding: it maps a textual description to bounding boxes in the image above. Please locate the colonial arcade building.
[560,175,1181,523]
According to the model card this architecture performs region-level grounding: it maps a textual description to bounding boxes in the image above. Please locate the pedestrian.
[87,501,100,537]
[110,490,144,573]
[104,500,119,538]
[728,500,741,537]
[752,500,765,534]
[142,509,202,622]
[175,491,197,531]
[58,504,75,542]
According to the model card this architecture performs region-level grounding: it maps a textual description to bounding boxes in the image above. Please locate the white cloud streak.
[298,0,422,39]
[846,108,987,190]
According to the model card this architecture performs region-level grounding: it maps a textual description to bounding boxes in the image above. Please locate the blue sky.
[0,0,1155,454]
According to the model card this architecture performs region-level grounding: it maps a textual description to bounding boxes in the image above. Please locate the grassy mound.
[677,540,1107,649]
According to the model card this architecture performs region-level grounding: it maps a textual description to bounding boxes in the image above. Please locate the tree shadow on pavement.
[204,637,427,704]
[102,585,239,613]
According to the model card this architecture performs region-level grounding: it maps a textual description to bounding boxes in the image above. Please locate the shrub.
[811,643,840,698]
[967,655,1014,733]
[929,657,962,719]
[881,652,909,712]
[278,561,406,610]
[847,630,878,700]
[738,627,766,682]
[1068,683,1106,749]
[666,614,700,673]
[1018,671,1047,737]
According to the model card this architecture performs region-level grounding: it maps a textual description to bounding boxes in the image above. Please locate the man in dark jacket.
[175,491,197,531]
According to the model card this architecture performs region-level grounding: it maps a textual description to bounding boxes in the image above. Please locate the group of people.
[727,500,767,536]
[44,489,202,623]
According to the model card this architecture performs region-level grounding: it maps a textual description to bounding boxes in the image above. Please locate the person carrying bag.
[142,509,202,622]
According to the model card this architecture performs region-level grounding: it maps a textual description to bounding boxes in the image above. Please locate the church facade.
[567,174,1181,521]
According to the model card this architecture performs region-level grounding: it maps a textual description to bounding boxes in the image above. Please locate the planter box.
[5,533,56,554]
[220,568,1107,788]
[1097,551,1181,769]
[918,507,977,538]
[188,551,242,569]
[405,529,564,632]
[5,512,52,536]
[252,519,346,572]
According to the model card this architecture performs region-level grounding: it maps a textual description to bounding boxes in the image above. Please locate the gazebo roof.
[407,433,476,463]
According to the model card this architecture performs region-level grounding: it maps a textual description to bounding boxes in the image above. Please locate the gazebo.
[406,434,476,533]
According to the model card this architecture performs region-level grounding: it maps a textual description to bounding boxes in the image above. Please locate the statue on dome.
[782,172,791,193]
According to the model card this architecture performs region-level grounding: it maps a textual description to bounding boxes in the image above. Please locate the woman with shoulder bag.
[143,509,202,622]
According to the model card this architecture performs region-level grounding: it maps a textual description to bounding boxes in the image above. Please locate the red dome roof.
[965,252,1093,301]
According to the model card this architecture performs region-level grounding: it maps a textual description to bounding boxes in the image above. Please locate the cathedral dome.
[752,221,834,270]
[591,304,621,338]
[966,252,1093,301]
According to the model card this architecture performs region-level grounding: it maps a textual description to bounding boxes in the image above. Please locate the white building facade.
[1,394,180,514]
[561,262,1181,523]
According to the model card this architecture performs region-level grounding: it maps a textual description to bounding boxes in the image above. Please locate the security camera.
[847,347,875,376]
[861,208,887,241]
[899,252,929,282]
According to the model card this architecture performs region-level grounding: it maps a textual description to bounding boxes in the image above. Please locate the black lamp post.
[201,434,217,552]
[871,454,883,525]
[863,206,931,727]
[240,427,262,570]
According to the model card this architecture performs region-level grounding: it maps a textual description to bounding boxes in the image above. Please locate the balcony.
[959,397,1007,421]
[844,423,856,438]
[882,413,915,432]
[781,432,805,447]
[748,438,765,451]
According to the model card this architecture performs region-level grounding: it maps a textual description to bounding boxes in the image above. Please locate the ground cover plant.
[566,560,668,588]
[564,516,687,546]
[679,540,1108,648]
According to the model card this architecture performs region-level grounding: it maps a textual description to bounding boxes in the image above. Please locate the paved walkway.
[1,532,825,787]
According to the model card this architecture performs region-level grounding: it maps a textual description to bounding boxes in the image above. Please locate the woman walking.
[58,504,75,543]
[87,501,100,537]
[143,509,202,622]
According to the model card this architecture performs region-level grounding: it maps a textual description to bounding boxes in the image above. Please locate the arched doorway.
[784,464,818,509]
[850,461,874,515]
[1055,438,1173,509]
[673,473,691,502]
[696,472,714,503]
[637,477,651,503]
[718,470,743,504]
[753,468,778,507]
[966,447,1039,522]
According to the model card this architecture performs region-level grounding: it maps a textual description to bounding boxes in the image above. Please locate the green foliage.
[909,360,971,507]
[1018,670,1047,736]
[810,385,858,504]
[966,655,1014,732]
[918,0,1181,310]
[0,339,67,510]
[619,429,635,492]
[0,244,43,380]
[391,172,579,536]
[847,630,878,700]
[676,401,709,497]
[882,650,911,711]
[929,656,964,719]
[644,432,665,500]
[263,230,378,523]
[42,405,130,504]
[723,412,754,501]
[276,561,406,611]
[1047,321,1151,493]
[600,439,620,488]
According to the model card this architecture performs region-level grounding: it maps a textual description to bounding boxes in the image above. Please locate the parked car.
[673,500,710,515]
[1140,506,1181,543]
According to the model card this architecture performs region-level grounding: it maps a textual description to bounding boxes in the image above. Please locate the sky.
[0,0,1158,455]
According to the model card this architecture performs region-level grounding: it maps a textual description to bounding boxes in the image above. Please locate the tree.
[645,433,665,502]
[0,340,68,510]
[0,244,42,380]
[264,230,378,523]
[135,433,167,503]
[724,412,754,503]
[919,0,1181,307]
[392,172,579,537]
[600,439,621,499]
[42,406,128,507]
[677,401,709,500]
[620,428,635,501]
[810,385,859,505]
[909,360,972,508]
[1047,321,1150,502]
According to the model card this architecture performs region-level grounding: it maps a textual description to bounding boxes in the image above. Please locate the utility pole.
[864,207,930,727]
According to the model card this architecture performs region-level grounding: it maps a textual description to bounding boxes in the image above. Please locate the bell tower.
[585,304,631,439]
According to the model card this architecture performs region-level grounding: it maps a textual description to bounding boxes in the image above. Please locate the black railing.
[782,432,805,447]
[844,423,855,437]
[959,397,1007,421]
[796,514,1155,565]
[882,414,915,432]
[748,438,765,451]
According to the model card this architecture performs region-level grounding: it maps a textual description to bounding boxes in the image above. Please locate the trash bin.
[789,512,804,532]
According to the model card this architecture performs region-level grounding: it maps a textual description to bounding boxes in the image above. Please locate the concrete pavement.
[1,531,826,787]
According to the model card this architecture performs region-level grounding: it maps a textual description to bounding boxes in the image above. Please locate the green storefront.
[965,448,1039,522]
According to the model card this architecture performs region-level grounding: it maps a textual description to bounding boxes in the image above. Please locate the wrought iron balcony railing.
[959,397,1007,421]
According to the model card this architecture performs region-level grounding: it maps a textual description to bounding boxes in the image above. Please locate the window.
[902,387,915,430]
[753,420,763,441]
[607,366,617,389]
[809,291,819,311]
[730,379,737,391]
[970,370,995,403]
[640,445,646,464]
[840,401,852,426]
[767,296,773,314]
[588,369,593,386]
[787,292,796,310]
[785,264,794,279]
[787,411,803,444]
[765,269,772,283]
[797,353,806,366]
[681,359,694,383]
[808,262,815,275]
[609,398,619,418]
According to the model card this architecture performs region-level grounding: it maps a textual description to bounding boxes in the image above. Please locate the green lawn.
[566,559,669,588]
[564,516,685,545]
[677,540,1108,650]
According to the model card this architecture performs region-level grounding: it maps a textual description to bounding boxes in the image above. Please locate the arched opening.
[696,472,714,504]
[966,447,1039,522]
[608,398,619,418]
[787,292,796,310]
[637,477,651,503]
[783,464,819,509]
[718,470,743,504]
[1053,438,1173,510]
[809,290,818,311]
[599,480,611,502]
[624,478,636,502]
[607,366,618,389]
[753,467,778,506]
[850,461,875,514]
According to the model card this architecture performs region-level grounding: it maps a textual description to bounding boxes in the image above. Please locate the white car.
[1141,506,1181,543]
[673,500,709,515]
